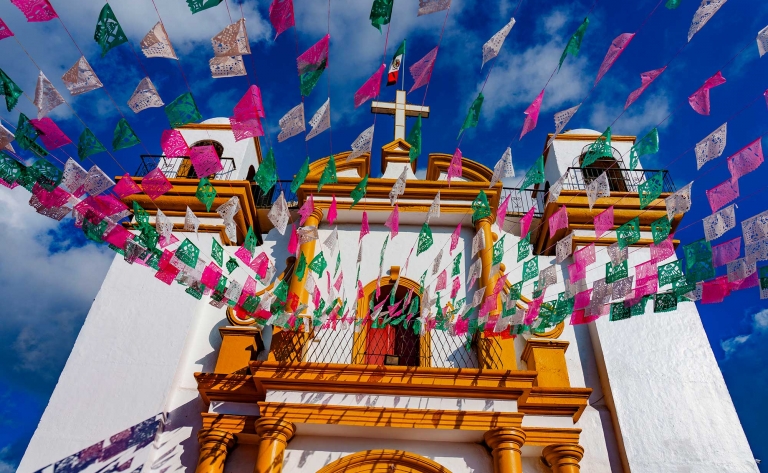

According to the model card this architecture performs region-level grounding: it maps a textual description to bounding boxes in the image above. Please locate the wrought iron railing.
[500,187,544,218]
[560,167,676,193]
[253,180,298,209]
[135,155,237,180]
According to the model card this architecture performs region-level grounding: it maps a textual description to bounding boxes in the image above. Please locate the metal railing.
[135,155,237,180]
[253,180,298,209]
[500,187,544,218]
[560,167,676,193]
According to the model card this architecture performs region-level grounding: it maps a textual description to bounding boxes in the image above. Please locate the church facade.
[19,107,759,472]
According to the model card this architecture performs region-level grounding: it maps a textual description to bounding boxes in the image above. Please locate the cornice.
[517,387,592,422]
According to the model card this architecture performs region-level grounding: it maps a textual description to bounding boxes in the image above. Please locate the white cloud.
[0,189,113,385]
[721,308,768,358]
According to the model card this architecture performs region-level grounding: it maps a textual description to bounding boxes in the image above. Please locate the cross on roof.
[371,90,430,141]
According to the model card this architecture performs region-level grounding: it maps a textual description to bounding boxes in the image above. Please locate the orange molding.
[249,361,538,400]
[194,372,265,405]
[317,450,451,473]
[517,387,592,422]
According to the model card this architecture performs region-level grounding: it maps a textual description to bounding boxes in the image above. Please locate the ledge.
[194,372,265,405]
[249,361,538,400]
[517,387,593,422]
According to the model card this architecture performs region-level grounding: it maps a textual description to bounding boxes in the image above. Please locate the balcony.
[500,187,544,218]
[252,179,299,209]
[135,155,237,180]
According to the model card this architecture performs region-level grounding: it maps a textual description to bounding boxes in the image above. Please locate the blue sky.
[0,0,767,469]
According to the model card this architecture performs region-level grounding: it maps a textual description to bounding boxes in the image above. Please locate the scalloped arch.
[316,449,453,473]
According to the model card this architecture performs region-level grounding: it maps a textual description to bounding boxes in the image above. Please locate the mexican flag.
[387,40,405,86]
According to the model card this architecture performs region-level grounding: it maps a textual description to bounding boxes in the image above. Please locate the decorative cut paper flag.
[650,237,675,263]
[520,89,544,140]
[161,129,190,158]
[370,0,393,31]
[350,174,369,207]
[297,194,313,225]
[450,223,461,255]
[113,118,140,151]
[12,0,58,22]
[348,125,375,161]
[458,93,484,139]
[704,204,737,241]
[306,98,331,141]
[547,104,581,148]
[418,0,451,15]
[212,19,250,57]
[297,34,329,96]
[141,22,177,59]
[317,154,337,192]
[451,277,461,299]
[166,92,202,128]
[255,148,277,193]
[472,191,491,222]
[574,243,596,267]
[617,217,641,249]
[184,207,200,235]
[277,103,305,142]
[666,0,681,9]
[290,157,309,194]
[517,207,534,240]
[427,192,441,222]
[389,167,407,205]
[231,85,265,141]
[625,67,665,110]
[359,211,370,241]
[0,123,14,151]
[77,128,106,161]
[30,118,71,150]
[287,224,298,254]
[727,258,756,283]
[16,113,48,157]
[559,17,589,70]
[141,167,172,200]
[0,19,12,40]
[384,204,399,238]
[62,158,87,194]
[594,206,614,238]
[594,33,634,86]
[128,77,164,113]
[328,195,337,224]
[409,46,438,93]
[0,68,22,112]
[582,127,612,168]
[269,0,294,39]
[436,270,447,292]
[33,72,64,118]
[447,148,462,184]
[688,71,726,115]
[706,178,738,213]
[62,57,102,96]
[417,223,434,255]
[556,232,573,264]
[757,25,768,57]
[638,172,664,210]
[490,147,514,188]
[209,56,246,79]
[407,115,422,163]
[354,64,385,108]
[695,123,727,170]
[94,4,128,57]
[712,236,741,267]
[520,155,545,189]
[727,137,763,182]
[83,165,114,195]
[665,181,693,222]
[549,205,568,238]
[155,208,173,244]
[742,210,768,246]
[586,172,609,209]
[190,145,223,178]
[187,0,223,14]
[688,0,728,42]
[497,193,511,230]
[268,191,289,235]
[630,128,659,171]
[482,17,515,68]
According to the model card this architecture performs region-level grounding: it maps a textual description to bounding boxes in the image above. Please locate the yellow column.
[542,444,584,473]
[253,417,296,473]
[195,429,236,473]
[475,216,516,369]
[483,428,526,473]
[268,207,323,362]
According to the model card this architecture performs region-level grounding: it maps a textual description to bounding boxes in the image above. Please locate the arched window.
[363,283,421,366]
[577,145,628,192]
[177,140,225,178]
[190,140,224,157]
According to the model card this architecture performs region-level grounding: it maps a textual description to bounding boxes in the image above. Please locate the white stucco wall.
[173,118,259,181]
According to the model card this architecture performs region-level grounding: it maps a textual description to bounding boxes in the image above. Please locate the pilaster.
[542,444,584,473]
[483,427,526,473]
[521,339,571,387]
[253,417,296,473]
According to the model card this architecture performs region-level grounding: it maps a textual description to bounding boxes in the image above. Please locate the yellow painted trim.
[194,372,265,405]
[425,153,495,182]
[317,450,452,473]
[259,401,524,431]
[518,387,592,422]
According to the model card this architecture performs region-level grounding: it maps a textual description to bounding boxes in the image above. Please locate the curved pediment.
[425,153,494,183]
[306,151,370,179]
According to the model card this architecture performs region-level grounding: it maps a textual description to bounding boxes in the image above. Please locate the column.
[268,206,323,362]
[542,444,584,473]
[253,417,296,473]
[483,427,526,473]
[194,429,236,473]
[475,216,517,369]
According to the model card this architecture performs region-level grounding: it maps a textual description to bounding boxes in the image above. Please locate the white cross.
[371,90,430,141]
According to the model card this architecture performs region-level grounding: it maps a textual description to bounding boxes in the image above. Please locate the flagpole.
[401,39,406,91]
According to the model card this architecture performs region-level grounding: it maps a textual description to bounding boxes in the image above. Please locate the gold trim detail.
[317,450,452,473]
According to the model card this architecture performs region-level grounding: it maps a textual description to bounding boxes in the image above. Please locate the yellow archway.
[351,270,432,366]
[317,450,452,473]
